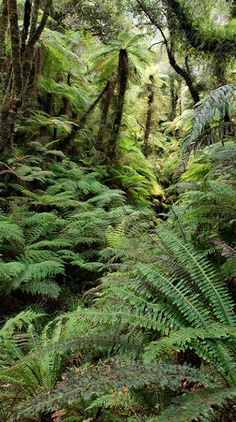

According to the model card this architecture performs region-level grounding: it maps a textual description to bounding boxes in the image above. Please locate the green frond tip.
[0,220,24,243]
[0,309,45,337]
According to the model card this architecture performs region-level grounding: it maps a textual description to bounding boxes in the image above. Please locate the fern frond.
[157,386,236,422]
[157,228,236,326]
[144,323,236,362]
[183,84,236,151]
[14,361,210,420]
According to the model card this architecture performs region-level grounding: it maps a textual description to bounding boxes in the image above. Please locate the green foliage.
[112,136,164,201]
[183,84,236,151]
[1,2,236,421]
[174,140,236,277]
[14,360,210,420]
[156,386,236,422]
[2,221,236,420]
[0,141,147,300]
[92,32,151,82]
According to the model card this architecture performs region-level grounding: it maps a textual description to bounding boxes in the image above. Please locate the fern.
[156,386,236,422]
[183,84,236,151]
[95,226,236,385]
[13,360,210,420]
[156,228,236,326]
[144,323,236,362]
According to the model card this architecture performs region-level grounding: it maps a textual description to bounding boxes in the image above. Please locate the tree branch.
[136,0,200,104]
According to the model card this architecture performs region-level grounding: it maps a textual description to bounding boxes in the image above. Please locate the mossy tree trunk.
[0,0,8,78]
[22,0,52,100]
[29,0,41,39]
[0,0,52,156]
[8,0,22,97]
[109,48,129,159]
[166,0,236,56]
[0,0,22,156]
[21,0,32,52]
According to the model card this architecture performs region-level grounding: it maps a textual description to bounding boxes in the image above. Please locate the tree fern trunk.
[144,75,155,157]
[110,48,129,159]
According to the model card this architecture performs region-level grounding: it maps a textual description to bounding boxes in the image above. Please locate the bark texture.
[22,0,52,97]
[21,0,32,51]
[8,0,22,97]
[0,0,51,155]
[0,0,8,76]
[29,0,41,39]
[110,49,129,158]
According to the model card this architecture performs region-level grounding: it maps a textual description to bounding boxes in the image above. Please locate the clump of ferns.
[171,140,236,281]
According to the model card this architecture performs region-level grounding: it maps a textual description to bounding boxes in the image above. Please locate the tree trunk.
[143,75,155,156]
[29,0,41,39]
[22,0,52,100]
[110,49,129,159]
[96,78,116,150]
[167,49,200,104]
[136,0,200,105]
[60,82,111,151]
[21,0,32,52]
[8,0,22,97]
[0,0,51,155]
[0,94,18,156]
[0,0,8,77]
[0,0,22,155]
